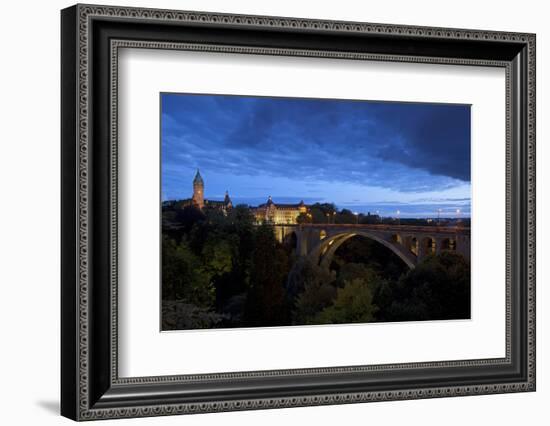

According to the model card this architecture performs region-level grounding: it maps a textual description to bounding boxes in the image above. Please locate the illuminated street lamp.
[456,208,461,226]
[396,210,400,225]
[353,211,359,224]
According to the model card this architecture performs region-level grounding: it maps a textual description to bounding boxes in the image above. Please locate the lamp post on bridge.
[437,208,442,226]
[396,210,400,226]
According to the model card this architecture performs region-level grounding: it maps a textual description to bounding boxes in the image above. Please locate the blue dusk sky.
[161,93,471,218]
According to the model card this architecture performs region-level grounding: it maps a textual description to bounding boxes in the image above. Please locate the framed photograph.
[61,4,536,421]
[159,94,473,331]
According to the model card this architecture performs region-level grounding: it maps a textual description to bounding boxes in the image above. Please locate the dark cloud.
[161,93,470,196]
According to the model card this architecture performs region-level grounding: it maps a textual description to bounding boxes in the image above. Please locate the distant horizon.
[162,93,471,219]
[163,187,470,219]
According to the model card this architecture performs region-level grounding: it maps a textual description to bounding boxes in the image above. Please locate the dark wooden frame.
[61,4,536,421]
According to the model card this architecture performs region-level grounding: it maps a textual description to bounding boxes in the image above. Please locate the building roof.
[255,197,309,209]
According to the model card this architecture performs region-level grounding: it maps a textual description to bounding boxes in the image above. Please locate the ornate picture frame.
[61,4,536,421]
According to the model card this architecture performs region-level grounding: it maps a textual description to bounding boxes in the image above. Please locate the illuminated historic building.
[179,171,309,224]
[180,169,233,213]
[252,196,309,225]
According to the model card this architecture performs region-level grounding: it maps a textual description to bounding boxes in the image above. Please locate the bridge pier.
[296,230,307,257]
[435,237,444,255]
[417,241,426,263]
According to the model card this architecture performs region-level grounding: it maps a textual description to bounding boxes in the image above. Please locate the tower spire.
[193,168,203,185]
[224,190,232,208]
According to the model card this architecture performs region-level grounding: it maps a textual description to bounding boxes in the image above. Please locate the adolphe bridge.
[272,224,470,269]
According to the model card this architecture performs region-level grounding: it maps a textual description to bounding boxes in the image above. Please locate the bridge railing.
[273,223,470,235]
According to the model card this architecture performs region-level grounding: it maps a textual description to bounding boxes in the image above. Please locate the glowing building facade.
[251,196,309,225]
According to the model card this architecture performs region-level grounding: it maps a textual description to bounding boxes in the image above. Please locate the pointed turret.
[193,169,204,185]
[224,190,232,208]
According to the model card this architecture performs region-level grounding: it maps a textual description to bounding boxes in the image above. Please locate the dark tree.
[244,224,290,326]
[161,235,214,307]
[313,278,378,324]
[334,208,357,224]
[309,202,337,224]
[225,205,256,294]
[331,236,409,281]
[335,263,380,290]
[375,251,471,322]
[162,204,206,244]
[359,213,381,224]
[289,258,336,324]
[296,212,312,224]
[175,205,206,232]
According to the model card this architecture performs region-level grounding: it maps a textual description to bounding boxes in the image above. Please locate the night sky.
[161,93,471,218]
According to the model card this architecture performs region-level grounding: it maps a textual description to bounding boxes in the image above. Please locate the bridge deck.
[271,223,470,235]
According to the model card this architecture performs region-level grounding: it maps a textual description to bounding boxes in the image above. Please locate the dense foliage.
[162,204,471,330]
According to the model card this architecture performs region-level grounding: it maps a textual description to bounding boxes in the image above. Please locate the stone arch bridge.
[272,224,470,269]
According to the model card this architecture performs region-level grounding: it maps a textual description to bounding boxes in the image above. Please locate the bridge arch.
[308,231,416,270]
